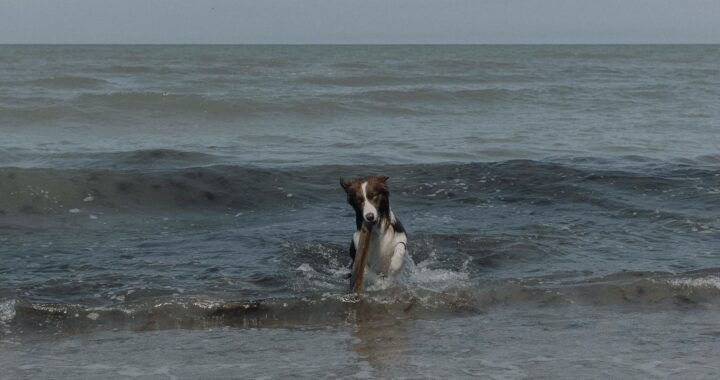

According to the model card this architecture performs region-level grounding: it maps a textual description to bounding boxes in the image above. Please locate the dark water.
[1,45,719,379]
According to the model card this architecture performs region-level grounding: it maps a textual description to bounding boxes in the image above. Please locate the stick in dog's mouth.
[349,224,371,293]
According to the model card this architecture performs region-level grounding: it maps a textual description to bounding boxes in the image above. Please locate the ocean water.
[1,45,719,379]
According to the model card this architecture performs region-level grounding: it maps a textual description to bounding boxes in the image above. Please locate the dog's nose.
[365,213,375,222]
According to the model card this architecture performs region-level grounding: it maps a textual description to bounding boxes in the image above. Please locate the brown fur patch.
[340,175,390,228]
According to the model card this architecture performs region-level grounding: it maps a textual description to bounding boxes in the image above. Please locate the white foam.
[296,263,315,273]
[328,267,350,279]
[117,366,144,377]
[412,267,469,284]
[405,254,470,291]
[0,300,16,323]
[192,300,222,310]
[636,360,670,377]
[350,252,471,294]
[668,276,720,290]
[364,272,397,291]
[110,294,125,302]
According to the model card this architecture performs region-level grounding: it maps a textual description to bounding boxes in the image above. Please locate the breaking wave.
[1,157,718,216]
[3,270,719,336]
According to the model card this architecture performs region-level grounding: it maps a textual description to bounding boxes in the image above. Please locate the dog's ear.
[340,178,352,191]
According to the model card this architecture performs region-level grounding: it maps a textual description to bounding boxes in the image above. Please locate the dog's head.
[340,175,390,225]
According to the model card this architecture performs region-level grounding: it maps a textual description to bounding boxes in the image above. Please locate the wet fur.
[340,175,408,280]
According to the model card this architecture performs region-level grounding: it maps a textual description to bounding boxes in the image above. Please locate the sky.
[1,0,719,44]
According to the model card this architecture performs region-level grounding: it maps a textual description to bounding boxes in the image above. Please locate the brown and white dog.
[340,175,407,285]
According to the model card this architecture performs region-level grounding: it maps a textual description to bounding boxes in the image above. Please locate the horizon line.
[1,42,719,46]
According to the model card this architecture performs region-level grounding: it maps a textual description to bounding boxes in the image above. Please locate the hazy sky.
[1,0,719,44]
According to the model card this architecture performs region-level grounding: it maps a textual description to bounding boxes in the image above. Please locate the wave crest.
[4,270,719,336]
[28,76,108,88]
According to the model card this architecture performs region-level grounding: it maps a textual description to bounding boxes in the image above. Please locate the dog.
[340,175,407,285]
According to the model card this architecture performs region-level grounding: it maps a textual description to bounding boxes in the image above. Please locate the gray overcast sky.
[1,0,719,44]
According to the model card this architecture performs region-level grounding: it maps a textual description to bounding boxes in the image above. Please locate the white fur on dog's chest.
[353,225,407,276]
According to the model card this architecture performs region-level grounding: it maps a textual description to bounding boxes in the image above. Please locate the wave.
[532,47,648,60]
[2,270,719,335]
[695,154,720,164]
[3,91,426,122]
[71,92,355,118]
[76,92,264,116]
[0,105,70,122]
[354,87,526,103]
[93,64,173,75]
[0,165,302,215]
[6,83,699,124]
[1,158,718,216]
[416,58,525,71]
[328,62,376,70]
[92,57,292,76]
[108,149,223,167]
[4,149,229,170]
[297,74,492,87]
[28,76,109,88]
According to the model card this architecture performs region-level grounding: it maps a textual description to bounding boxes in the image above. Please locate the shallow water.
[1,45,719,378]
[4,308,720,379]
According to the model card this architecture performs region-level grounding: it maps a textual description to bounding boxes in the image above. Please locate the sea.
[1,45,719,379]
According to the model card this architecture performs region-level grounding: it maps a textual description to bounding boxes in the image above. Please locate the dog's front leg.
[348,240,356,268]
[388,242,406,276]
